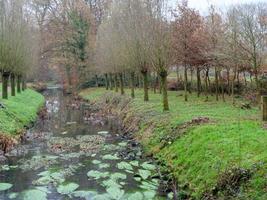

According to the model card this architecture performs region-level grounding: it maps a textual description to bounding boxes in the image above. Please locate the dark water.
[0,88,171,200]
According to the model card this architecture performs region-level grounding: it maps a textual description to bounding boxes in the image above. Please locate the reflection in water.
[0,88,168,200]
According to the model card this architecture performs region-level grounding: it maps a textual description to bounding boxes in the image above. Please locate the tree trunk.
[250,72,253,88]
[130,72,135,98]
[189,68,193,94]
[114,74,119,92]
[11,73,16,96]
[243,72,247,87]
[220,72,225,102]
[205,69,209,101]
[159,79,162,94]
[237,71,240,85]
[65,65,72,92]
[154,76,159,94]
[109,73,113,90]
[2,72,9,99]
[262,96,267,121]
[227,68,230,95]
[17,75,21,94]
[22,77,26,91]
[253,55,259,90]
[141,70,149,102]
[184,66,188,102]
[197,67,201,97]
[207,69,211,89]
[23,81,27,90]
[119,73,124,95]
[160,70,169,111]
[232,67,237,105]
[150,73,154,92]
[95,75,99,87]
[255,72,259,90]
[137,75,141,88]
[176,66,180,84]
[105,74,109,90]
[215,67,219,101]
[66,66,72,89]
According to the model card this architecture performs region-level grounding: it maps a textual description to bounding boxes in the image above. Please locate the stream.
[0,88,171,200]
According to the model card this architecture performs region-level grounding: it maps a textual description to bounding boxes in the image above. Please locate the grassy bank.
[0,87,45,137]
[80,88,266,200]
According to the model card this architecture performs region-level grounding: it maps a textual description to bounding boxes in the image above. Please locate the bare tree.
[172,0,202,101]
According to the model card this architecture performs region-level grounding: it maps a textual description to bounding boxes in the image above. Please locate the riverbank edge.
[79,88,267,200]
[0,89,45,154]
[80,91,183,195]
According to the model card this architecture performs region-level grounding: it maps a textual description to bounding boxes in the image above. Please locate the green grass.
[0,86,45,135]
[80,88,267,199]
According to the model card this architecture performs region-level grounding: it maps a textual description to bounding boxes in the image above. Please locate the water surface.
[0,88,170,199]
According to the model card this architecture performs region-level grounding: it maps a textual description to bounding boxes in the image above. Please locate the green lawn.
[0,85,45,135]
[80,88,266,199]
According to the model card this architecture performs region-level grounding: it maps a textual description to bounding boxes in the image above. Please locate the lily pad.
[38,171,50,177]
[130,161,139,167]
[92,160,102,165]
[72,190,97,198]
[102,179,122,189]
[8,193,18,199]
[103,144,120,151]
[126,170,134,174]
[22,189,47,200]
[61,153,82,160]
[18,155,59,171]
[0,165,18,172]
[48,172,65,184]
[134,177,142,182]
[127,192,143,200]
[36,187,50,194]
[87,170,109,179]
[106,186,124,199]
[98,131,109,135]
[120,182,126,185]
[143,190,157,199]
[138,169,151,180]
[0,183,12,191]
[110,173,127,181]
[57,182,79,195]
[99,163,110,169]
[93,194,111,200]
[140,181,158,190]
[118,142,127,147]
[168,192,174,199]
[117,161,133,171]
[102,154,119,160]
[0,165,10,171]
[141,162,156,171]
[66,122,77,125]
[34,176,53,185]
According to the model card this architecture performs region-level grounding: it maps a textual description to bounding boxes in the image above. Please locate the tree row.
[94,0,267,111]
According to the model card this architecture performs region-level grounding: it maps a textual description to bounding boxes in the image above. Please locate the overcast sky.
[169,0,263,14]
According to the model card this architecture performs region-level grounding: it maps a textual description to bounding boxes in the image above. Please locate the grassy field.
[80,88,267,199]
[0,85,45,135]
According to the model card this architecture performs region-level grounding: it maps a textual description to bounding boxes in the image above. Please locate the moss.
[80,88,267,199]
